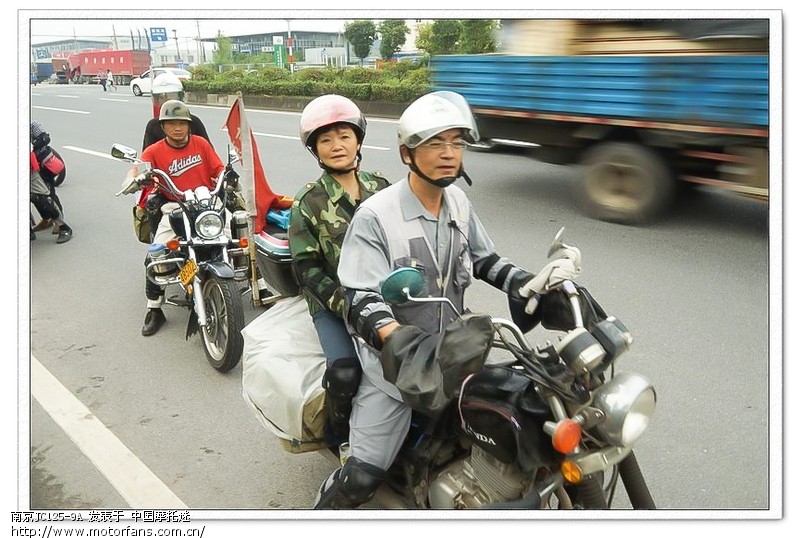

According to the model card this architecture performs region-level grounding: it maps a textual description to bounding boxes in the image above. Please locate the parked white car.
[130,67,192,96]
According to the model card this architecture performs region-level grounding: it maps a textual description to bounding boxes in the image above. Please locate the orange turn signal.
[238,237,249,248]
[552,419,582,454]
[561,461,583,484]
[166,238,181,251]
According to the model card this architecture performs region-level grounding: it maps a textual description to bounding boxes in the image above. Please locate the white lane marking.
[56,95,80,99]
[62,146,123,160]
[32,106,90,115]
[31,355,187,509]
[100,98,130,102]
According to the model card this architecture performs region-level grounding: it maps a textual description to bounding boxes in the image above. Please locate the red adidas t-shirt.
[140,135,224,202]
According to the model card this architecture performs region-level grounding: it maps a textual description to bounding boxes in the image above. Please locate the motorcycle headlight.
[195,211,224,239]
[591,372,656,448]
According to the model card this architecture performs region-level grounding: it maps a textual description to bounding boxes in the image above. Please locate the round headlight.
[196,211,224,239]
[591,372,656,447]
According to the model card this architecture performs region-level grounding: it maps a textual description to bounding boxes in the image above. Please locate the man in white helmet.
[312,91,581,509]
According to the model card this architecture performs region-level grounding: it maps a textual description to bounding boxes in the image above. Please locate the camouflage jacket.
[288,170,391,317]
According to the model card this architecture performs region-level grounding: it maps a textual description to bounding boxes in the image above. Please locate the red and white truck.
[69,50,152,86]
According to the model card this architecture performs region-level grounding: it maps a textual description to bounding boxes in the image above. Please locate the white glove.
[518,245,582,314]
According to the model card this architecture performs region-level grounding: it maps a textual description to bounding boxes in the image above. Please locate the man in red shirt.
[129,100,225,336]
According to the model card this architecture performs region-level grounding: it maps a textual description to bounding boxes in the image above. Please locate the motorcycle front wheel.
[200,274,244,372]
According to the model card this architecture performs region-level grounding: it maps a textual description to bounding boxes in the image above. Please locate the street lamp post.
[172,29,181,65]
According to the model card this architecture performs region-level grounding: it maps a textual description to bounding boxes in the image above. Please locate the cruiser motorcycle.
[326,229,657,509]
[112,143,250,372]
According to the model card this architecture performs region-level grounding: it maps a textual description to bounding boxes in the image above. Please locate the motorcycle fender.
[202,260,235,279]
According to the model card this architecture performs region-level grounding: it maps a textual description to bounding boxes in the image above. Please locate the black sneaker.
[56,224,73,244]
[141,308,166,336]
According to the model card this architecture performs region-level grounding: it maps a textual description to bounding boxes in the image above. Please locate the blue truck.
[430,21,770,224]
[33,59,54,83]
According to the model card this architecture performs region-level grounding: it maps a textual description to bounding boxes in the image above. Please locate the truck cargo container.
[71,50,152,86]
[431,19,772,224]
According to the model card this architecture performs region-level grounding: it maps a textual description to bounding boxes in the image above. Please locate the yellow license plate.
[179,259,198,286]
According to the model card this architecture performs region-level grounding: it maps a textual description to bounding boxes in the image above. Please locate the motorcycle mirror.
[381,267,425,305]
[111,143,139,161]
[547,227,566,258]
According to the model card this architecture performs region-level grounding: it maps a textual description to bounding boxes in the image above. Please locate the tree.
[429,20,462,55]
[378,20,409,60]
[344,20,377,65]
[415,23,433,54]
[416,20,500,57]
[459,20,498,54]
[213,32,233,65]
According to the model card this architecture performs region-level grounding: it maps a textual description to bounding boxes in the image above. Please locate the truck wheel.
[577,142,676,225]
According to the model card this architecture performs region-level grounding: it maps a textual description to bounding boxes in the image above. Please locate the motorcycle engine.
[427,445,529,509]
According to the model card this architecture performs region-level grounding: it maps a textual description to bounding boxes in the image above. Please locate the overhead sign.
[150,28,168,42]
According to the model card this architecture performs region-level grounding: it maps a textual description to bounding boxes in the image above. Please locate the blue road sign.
[150,28,168,42]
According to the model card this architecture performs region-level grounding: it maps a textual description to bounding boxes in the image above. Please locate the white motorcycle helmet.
[397,91,479,149]
[151,72,186,118]
[397,91,480,187]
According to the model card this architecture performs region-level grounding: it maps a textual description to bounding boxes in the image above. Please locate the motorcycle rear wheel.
[200,274,244,372]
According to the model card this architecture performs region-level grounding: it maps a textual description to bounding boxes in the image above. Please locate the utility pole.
[197,20,206,63]
[172,29,181,65]
[287,20,294,74]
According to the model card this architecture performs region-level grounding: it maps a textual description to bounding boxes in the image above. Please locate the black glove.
[507,269,541,334]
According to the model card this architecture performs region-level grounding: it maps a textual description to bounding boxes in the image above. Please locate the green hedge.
[184,63,431,104]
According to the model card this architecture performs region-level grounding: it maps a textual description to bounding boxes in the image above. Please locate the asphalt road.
[22,83,775,517]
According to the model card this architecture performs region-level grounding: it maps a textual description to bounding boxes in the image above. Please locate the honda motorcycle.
[324,229,657,509]
[112,143,250,372]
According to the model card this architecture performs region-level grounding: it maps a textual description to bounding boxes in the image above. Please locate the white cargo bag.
[241,295,328,453]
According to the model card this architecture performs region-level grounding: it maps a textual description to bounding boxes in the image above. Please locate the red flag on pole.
[224,97,280,235]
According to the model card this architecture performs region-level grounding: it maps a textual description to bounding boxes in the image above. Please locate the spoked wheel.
[200,275,244,372]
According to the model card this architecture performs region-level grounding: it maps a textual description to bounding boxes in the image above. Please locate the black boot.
[314,457,386,509]
[142,308,166,336]
[322,358,362,445]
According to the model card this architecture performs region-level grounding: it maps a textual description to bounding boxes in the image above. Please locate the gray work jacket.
[338,177,496,400]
